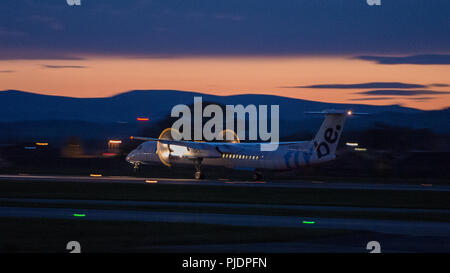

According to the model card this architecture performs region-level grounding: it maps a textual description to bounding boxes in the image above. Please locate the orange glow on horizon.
[0,55,449,110]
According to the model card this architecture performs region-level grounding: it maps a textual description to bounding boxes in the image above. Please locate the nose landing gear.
[133,162,141,174]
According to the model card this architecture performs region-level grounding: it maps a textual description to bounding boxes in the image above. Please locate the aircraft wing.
[131,136,223,158]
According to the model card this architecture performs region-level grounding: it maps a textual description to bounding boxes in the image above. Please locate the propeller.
[156,128,182,167]
[217,129,240,143]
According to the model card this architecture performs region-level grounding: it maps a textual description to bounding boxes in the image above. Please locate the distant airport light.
[73,213,86,217]
[103,153,117,156]
[108,139,122,150]
[145,180,158,184]
[90,174,102,177]
[130,136,134,139]
[354,147,367,152]
[137,117,149,121]
[301,220,316,224]
[346,142,359,147]
[347,110,353,116]
[35,142,49,146]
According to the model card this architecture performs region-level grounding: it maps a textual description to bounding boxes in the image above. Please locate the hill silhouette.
[0,90,448,141]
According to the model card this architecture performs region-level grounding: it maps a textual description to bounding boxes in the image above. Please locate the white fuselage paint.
[126,141,331,171]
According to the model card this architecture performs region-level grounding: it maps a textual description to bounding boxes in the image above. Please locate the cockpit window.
[136,144,144,150]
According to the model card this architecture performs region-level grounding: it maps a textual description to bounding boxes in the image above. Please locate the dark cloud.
[358,90,450,96]
[0,0,449,57]
[41,65,87,69]
[286,82,427,89]
[350,97,394,101]
[0,50,84,60]
[0,27,26,37]
[212,14,246,22]
[408,97,434,101]
[356,54,450,65]
[0,70,14,73]
[29,15,64,31]
[429,83,450,87]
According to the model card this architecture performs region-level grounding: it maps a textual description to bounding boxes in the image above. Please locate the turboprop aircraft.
[126,110,364,180]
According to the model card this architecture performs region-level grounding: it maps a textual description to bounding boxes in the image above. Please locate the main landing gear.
[194,158,205,180]
[252,170,263,181]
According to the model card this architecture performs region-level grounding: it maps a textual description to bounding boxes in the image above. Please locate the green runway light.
[73,213,86,217]
[302,221,315,224]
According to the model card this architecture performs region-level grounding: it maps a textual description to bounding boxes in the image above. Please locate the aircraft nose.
[126,151,135,162]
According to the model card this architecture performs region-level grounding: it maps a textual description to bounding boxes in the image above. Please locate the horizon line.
[0,88,443,112]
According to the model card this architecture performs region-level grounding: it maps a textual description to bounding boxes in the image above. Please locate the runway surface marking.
[1,197,450,214]
[0,206,449,237]
[1,174,449,192]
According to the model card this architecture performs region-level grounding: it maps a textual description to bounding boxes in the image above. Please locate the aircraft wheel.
[194,171,204,180]
[252,171,263,181]
[133,162,140,174]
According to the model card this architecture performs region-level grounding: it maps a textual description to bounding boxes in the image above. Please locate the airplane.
[126,110,364,180]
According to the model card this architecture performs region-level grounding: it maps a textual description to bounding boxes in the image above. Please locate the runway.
[2,197,450,215]
[1,205,449,237]
[0,174,448,252]
[0,197,449,252]
[0,174,449,192]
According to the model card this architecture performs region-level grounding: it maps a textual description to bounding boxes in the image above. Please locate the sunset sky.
[1,0,449,110]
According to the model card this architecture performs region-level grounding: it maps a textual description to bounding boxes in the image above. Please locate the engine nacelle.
[156,128,182,167]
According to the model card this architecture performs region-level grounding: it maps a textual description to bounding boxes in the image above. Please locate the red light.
[137,117,149,121]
